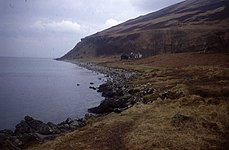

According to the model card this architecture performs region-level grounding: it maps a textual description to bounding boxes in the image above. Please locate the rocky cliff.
[60,0,229,59]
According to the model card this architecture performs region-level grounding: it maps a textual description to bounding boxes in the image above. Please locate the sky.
[0,0,184,58]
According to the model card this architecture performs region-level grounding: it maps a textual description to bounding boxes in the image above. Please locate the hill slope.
[61,0,229,59]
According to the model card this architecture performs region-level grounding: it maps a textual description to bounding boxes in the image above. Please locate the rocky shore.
[0,115,86,150]
[0,60,140,150]
[65,60,143,113]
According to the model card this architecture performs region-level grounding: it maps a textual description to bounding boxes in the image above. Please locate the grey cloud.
[0,0,183,58]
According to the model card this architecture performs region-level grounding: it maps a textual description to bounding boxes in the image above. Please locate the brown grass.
[27,53,229,150]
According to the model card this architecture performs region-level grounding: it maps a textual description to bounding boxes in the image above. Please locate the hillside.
[60,0,229,59]
[28,53,229,150]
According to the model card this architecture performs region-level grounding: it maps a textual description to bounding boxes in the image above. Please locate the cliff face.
[61,0,229,59]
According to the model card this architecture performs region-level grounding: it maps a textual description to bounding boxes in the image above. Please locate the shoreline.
[2,53,228,149]
[63,59,139,114]
[0,59,138,150]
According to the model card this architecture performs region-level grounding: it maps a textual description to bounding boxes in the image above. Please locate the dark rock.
[0,130,14,136]
[17,133,40,145]
[171,114,193,127]
[128,88,141,95]
[57,117,86,131]
[65,118,74,124]
[97,81,113,92]
[88,96,133,114]
[15,116,56,135]
[113,107,129,113]
[89,86,97,90]
[160,90,184,100]
[68,120,86,129]
[0,130,23,149]
[120,94,132,101]
[34,133,57,141]
[24,116,53,135]
[69,122,80,129]
[77,83,80,86]
[69,118,86,129]
[24,116,34,122]
[24,116,42,129]
[57,123,70,132]
[102,89,124,97]
[143,87,154,95]
[90,82,94,85]
[0,115,88,150]
[47,122,61,134]
[36,124,53,135]
[84,113,99,120]
[11,136,23,147]
[15,121,31,134]
[0,133,21,150]
[200,118,220,131]
[206,98,220,105]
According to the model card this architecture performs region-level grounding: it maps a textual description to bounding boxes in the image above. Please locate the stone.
[69,120,81,129]
[0,129,14,136]
[15,120,31,134]
[24,116,53,135]
[128,88,141,95]
[0,132,21,150]
[57,122,70,132]
[159,90,183,100]
[15,116,56,135]
[47,122,61,134]
[89,86,97,90]
[97,82,113,93]
[34,133,57,141]
[17,133,40,145]
[171,113,193,127]
[88,96,133,114]
[65,118,74,124]
[200,118,219,131]
[37,124,53,135]
[24,116,34,122]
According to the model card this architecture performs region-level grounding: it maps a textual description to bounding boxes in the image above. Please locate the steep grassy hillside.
[60,0,229,59]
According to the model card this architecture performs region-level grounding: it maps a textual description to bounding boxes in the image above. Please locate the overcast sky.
[0,0,183,58]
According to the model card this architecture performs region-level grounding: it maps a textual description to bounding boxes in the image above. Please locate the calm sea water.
[0,57,106,130]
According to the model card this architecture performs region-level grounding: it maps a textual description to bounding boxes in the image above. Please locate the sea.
[0,57,106,130]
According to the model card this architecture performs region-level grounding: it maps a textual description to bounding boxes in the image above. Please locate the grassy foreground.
[28,53,229,150]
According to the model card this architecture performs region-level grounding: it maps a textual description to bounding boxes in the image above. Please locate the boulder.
[36,124,53,135]
[15,120,32,134]
[17,133,40,145]
[65,117,74,124]
[200,118,219,131]
[57,121,70,132]
[34,133,57,141]
[89,86,97,90]
[160,90,184,100]
[97,82,113,93]
[15,116,57,135]
[88,95,133,114]
[0,130,20,149]
[47,122,61,134]
[57,117,86,131]
[171,113,193,127]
